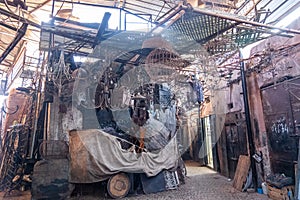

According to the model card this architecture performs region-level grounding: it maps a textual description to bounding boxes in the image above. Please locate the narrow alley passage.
[67,161,269,200]
[0,161,270,200]
[121,161,269,200]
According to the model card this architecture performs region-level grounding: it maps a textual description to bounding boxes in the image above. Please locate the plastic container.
[257,188,263,194]
[262,182,268,195]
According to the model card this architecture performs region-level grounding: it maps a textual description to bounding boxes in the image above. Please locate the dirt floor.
[1,161,270,200]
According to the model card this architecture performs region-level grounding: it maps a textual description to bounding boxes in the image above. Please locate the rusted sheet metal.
[261,77,300,177]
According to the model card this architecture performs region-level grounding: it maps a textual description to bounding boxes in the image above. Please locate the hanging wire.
[50,50,73,97]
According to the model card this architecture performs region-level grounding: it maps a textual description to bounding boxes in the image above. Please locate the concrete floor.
[0,161,270,200]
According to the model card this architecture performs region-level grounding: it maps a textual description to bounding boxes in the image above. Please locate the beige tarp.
[69,129,179,183]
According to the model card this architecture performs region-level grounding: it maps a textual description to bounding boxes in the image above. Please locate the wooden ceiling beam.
[29,0,51,14]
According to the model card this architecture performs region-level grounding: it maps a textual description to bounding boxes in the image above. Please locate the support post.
[92,12,111,48]
[239,49,257,189]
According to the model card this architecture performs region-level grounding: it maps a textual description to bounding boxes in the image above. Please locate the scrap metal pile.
[0,125,32,193]
[67,31,207,198]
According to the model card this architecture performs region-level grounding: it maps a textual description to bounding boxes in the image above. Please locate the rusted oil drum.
[107,173,130,199]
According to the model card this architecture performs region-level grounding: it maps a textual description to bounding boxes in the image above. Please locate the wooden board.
[232,155,251,191]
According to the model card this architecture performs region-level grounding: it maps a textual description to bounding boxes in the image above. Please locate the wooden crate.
[267,184,294,200]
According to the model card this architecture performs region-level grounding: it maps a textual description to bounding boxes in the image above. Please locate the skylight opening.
[272,5,300,33]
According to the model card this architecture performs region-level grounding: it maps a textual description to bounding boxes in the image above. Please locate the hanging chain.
[50,50,72,97]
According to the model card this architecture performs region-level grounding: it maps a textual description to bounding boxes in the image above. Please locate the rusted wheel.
[107,173,130,199]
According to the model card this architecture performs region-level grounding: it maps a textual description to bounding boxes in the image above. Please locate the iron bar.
[29,0,51,14]
[52,16,100,29]
[0,21,18,31]
[266,0,289,19]
[92,12,111,48]
[239,49,257,189]
[50,0,152,25]
[125,2,167,14]
[235,0,251,14]
[0,23,27,65]
[236,24,293,38]
[54,0,117,9]
[150,5,183,33]
[154,1,165,22]
[261,0,272,9]
[41,26,95,46]
[244,0,263,16]
[136,0,166,8]
[121,8,155,23]
[269,1,300,25]
[155,4,178,22]
[0,7,40,28]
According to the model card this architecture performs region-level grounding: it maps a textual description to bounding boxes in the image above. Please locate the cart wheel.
[107,173,130,199]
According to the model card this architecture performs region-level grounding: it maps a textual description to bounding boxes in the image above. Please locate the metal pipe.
[52,16,100,29]
[150,5,183,33]
[244,0,263,16]
[122,8,154,23]
[0,23,27,65]
[155,4,177,22]
[54,0,117,9]
[268,1,300,25]
[125,2,164,14]
[0,21,18,31]
[29,0,51,13]
[266,0,289,19]
[0,7,40,28]
[261,0,272,9]
[54,0,153,25]
[191,7,300,35]
[30,51,46,158]
[239,49,257,189]
[92,12,111,48]
[235,0,251,14]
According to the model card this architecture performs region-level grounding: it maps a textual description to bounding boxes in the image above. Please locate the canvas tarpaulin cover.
[69,129,179,183]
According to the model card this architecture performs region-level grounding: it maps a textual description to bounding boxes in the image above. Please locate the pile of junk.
[0,34,204,199]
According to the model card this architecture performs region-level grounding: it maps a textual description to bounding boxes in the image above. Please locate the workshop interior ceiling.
[0,0,299,79]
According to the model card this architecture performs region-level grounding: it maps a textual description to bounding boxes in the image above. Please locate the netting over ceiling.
[168,9,267,55]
